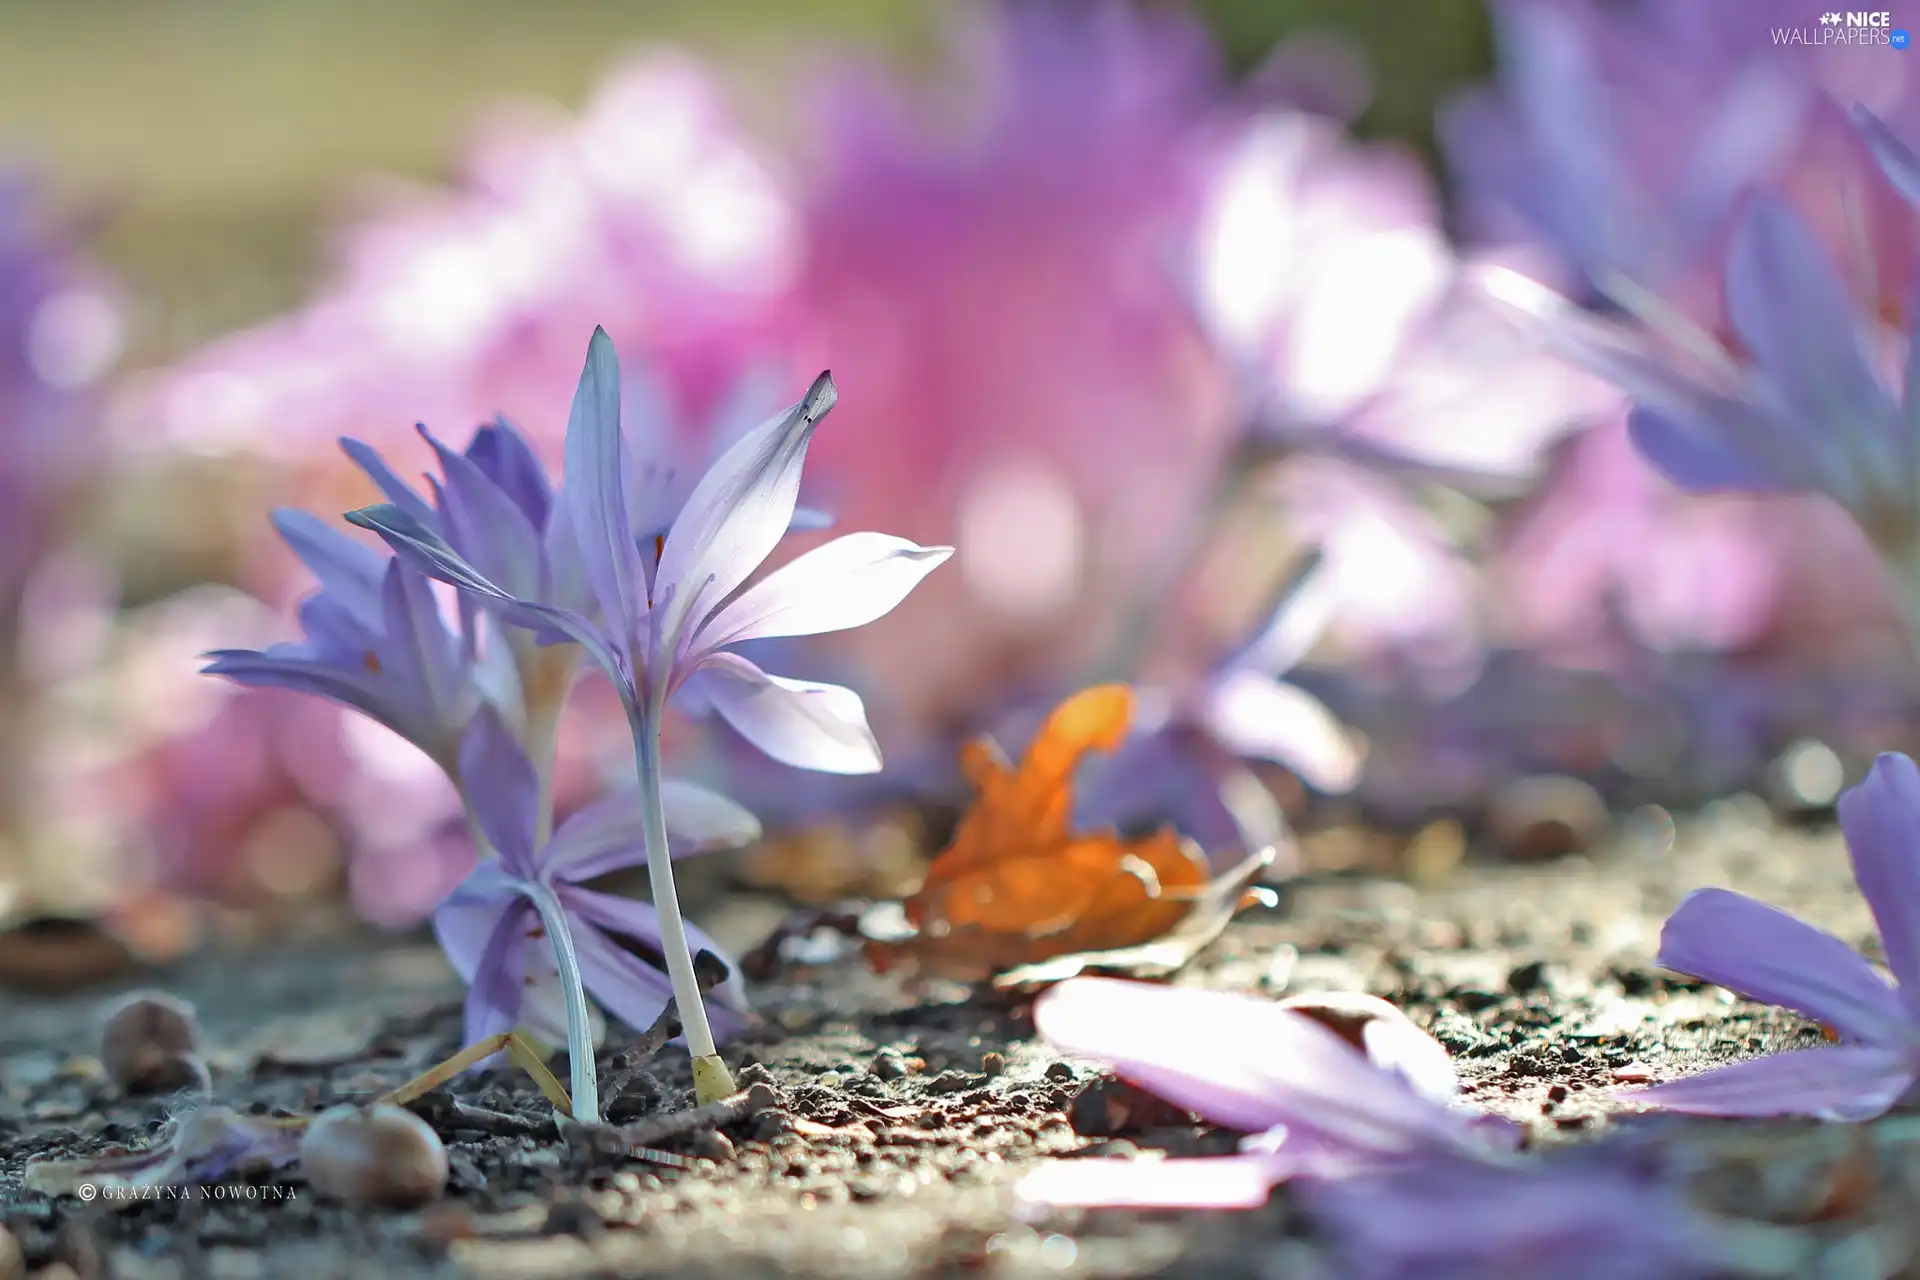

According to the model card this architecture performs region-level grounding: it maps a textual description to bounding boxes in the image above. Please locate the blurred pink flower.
[138,52,796,469]
[1188,100,1610,688]
[1195,106,1600,488]
[1489,412,1909,669]
[783,0,1239,736]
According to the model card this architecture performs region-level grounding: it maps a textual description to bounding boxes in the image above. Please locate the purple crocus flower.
[351,328,950,1103]
[435,707,754,1055]
[202,512,476,771]
[1074,549,1360,859]
[1484,184,1920,588]
[1017,978,1508,1210]
[352,330,946,776]
[1621,752,1920,1120]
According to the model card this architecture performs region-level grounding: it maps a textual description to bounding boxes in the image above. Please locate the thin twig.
[613,949,732,1071]
[379,1030,574,1117]
[614,1084,778,1151]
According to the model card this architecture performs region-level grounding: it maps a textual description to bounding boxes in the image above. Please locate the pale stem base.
[632,704,735,1105]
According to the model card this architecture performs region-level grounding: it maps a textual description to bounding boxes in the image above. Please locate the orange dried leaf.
[866,684,1268,981]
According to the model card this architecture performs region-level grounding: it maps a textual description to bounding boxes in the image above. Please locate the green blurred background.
[0,0,1490,369]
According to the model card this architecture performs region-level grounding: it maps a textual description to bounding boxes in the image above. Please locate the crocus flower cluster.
[209,328,949,1115]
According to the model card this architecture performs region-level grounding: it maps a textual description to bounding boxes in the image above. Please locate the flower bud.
[99,991,202,1094]
[301,1104,448,1208]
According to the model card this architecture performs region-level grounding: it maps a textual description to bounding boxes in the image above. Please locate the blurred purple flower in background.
[0,175,121,602]
[1458,0,1920,676]
[1443,0,1917,313]
[1074,549,1359,860]
[1196,103,1596,486]
[0,173,125,916]
[1624,752,1920,1119]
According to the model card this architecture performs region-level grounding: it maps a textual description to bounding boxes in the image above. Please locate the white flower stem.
[628,700,733,1103]
[521,881,602,1125]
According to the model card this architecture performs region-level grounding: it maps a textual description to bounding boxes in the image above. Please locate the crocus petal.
[379,559,466,733]
[1361,1010,1462,1108]
[466,419,552,532]
[542,778,763,882]
[339,437,439,529]
[1855,104,1920,212]
[269,510,385,628]
[560,327,645,659]
[653,371,837,657]
[200,652,414,747]
[455,708,540,875]
[435,895,530,1047]
[693,532,952,655]
[1035,979,1465,1155]
[560,886,749,1037]
[1199,670,1362,794]
[690,651,882,774]
[1625,406,1798,493]
[418,424,544,602]
[1838,753,1920,1002]
[1656,887,1905,1042]
[1016,1153,1293,1210]
[347,501,632,692]
[1620,1045,1918,1121]
[1726,197,1897,472]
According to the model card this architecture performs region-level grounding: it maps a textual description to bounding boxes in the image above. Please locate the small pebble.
[736,1062,777,1088]
[688,1130,735,1162]
[980,1051,1006,1077]
[870,1052,908,1081]
[98,992,202,1095]
[1506,961,1550,995]
[1044,1062,1076,1084]
[301,1104,449,1208]
[1610,1063,1656,1084]
[1545,1084,1569,1103]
